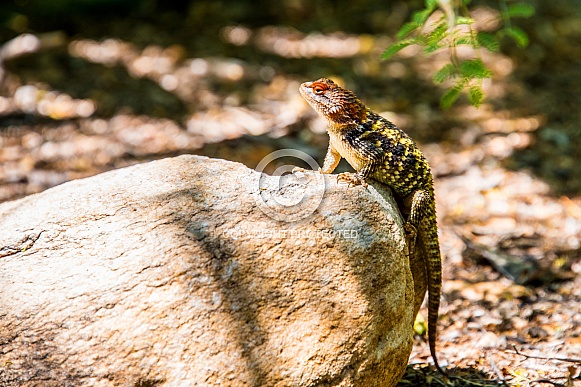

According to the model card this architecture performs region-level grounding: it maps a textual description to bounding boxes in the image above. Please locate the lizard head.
[299,78,366,126]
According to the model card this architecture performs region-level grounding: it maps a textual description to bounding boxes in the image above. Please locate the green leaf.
[455,35,476,46]
[440,83,464,109]
[459,59,493,79]
[381,38,416,59]
[412,0,438,25]
[433,63,457,84]
[424,43,444,53]
[424,21,448,52]
[505,26,529,47]
[425,0,438,9]
[455,16,474,25]
[397,22,420,39]
[506,3,535,18]
[477,32,500,51]
[412,8,433,25]
[468,85,484,107]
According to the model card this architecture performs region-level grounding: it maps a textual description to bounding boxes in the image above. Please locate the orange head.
[299,78,366,126]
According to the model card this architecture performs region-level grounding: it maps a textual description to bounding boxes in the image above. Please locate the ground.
[0,0,580,385]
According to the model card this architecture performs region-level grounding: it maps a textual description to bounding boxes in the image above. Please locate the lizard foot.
[337,172,368,188]
[404,223,417,257]
[292,166,310,174]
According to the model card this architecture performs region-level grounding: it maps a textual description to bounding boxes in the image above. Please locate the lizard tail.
[419,210,445,375]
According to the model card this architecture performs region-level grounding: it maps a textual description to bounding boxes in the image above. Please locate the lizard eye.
[313,85,326,95]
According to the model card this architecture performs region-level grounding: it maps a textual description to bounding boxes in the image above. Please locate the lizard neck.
[327,108,372,133]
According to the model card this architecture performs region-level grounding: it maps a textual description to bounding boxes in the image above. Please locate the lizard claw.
[337,172,368,188]
[292,166,309,174]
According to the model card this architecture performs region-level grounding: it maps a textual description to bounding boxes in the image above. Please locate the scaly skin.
[299,78,444,374]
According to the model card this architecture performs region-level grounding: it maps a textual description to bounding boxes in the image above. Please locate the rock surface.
[0,155,425,387]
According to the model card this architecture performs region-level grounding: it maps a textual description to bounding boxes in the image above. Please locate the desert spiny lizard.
[299,78,444,373]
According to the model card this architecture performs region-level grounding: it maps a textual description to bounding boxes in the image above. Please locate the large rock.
[0,155,424,387]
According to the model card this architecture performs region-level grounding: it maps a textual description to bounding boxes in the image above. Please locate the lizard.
[299,77,445,374]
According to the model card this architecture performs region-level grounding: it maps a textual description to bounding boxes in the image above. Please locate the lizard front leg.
[320,144,341,174]
[322,145,371,187]
[337,162,374,188]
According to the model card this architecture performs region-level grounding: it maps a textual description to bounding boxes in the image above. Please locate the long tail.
[419,208,444,375]
[406,188,444,374]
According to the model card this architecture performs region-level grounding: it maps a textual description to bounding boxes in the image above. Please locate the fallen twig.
[509,346,581,364]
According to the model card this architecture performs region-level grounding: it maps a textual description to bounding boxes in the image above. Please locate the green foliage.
[412,0,438,25]
[440,81,465,109]
[433,60,489,108]
[424,21,448,53]
[396,22,421,40]
[468,85,484,107]
[459,59,492,79]
[382,0,535,108]
[380,38,416,60]
[455,16,473,25]
[477,32,499,52]
[506,3,535,18]
[504,26,529,47]
[433,64,456,84]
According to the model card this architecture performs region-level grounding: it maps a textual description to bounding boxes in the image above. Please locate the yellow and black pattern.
[344,111,434,198]
[300,77,444,374]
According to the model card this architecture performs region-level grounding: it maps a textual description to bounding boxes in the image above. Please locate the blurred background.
[0,0,580,384]
[1,0,580,198]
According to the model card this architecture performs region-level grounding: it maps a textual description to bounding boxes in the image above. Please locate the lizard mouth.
[299,78,367,125]
[298,82,313,98]
[299,82,339,115]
